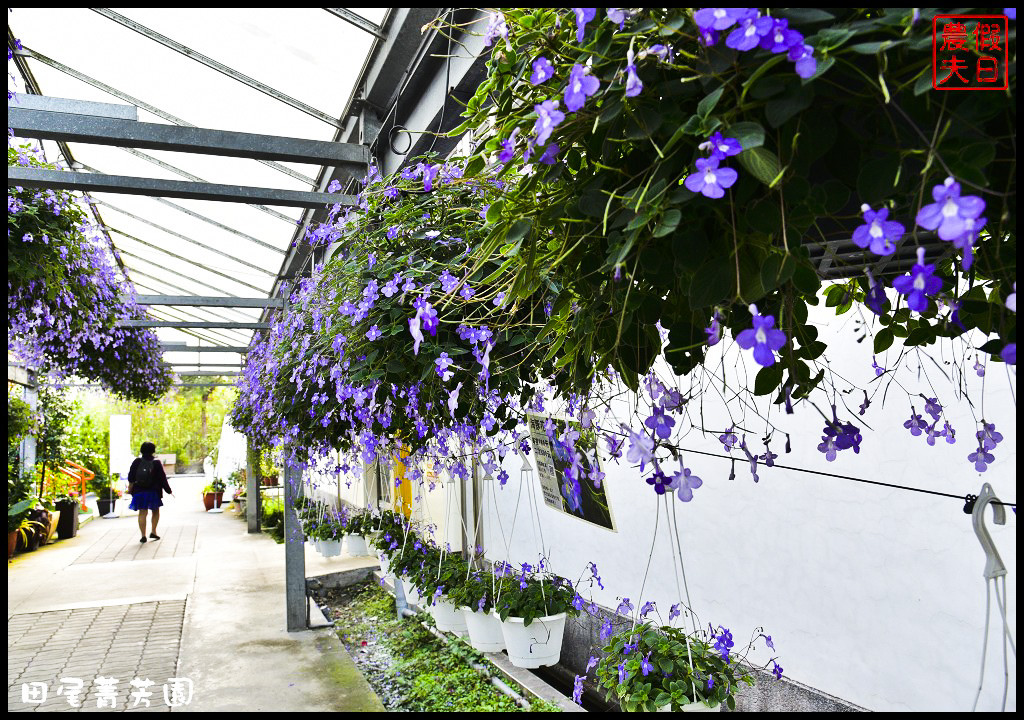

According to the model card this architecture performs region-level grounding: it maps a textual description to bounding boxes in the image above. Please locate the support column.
[245,439,258,534]
[284,457,306,632]
[20,376,38,477]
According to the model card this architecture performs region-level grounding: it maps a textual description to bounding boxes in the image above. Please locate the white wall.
[474,300,1016,713]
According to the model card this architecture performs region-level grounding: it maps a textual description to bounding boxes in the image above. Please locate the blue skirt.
[129,491,163,511]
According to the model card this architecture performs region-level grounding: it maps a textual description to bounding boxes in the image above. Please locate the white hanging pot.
[679,701,721,712]
[319,539,342,557]
[345,534,370,557]
[313,539,323,553]
[462,607,505,652]
[378,554,392,578]
[429,597,469,636]
[500,612,567,668]
[400,577,422,606]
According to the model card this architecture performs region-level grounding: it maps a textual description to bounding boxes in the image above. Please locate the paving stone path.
[73,527,198,565]
[8,601,186,712]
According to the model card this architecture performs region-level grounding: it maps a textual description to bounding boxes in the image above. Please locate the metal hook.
[971,483,1007,580]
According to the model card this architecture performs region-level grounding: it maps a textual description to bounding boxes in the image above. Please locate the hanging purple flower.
[530,56,555,85]
[864,269,888,315]
[600,618,614,641]
[788,42,818,78]
[903,411,927,436]
[891,247,942,313]
[853,204,905,256]
[616,598,634,615]
[573,8,597,43]
[817,434,839,461]
[625,428,656,471]
[646,468,673,495]
[923,397,943,421]
[607,8,626,29]
[498,129,519,163]
[761,449,778,467]
[705,311,723,345]
[699,131,742,161]
[435,353,455,381]
[671,464,703,502]
[771,660,784,680]
[624,48,643,97]
[976,421,1003,451]
[644,406,676,439]
[694,8,748,32]
[533,99,565,145]
[915,177,985,242]
[713,626,734,661]
[564,63,601,112]
[719,427,738,451]
[760,18,803,53]
[1002,342,1016,365]
[617,662,629,686]
[483,11,509,47]
[968,444,995,472]
[953,215,986,270]
[1006,282,1016,313]
[684,156,738,199]
[872,357,885,376]
[641,652,655,676]
[726,14,774,52]
[572,675,584,705]
[539,143,560,165]
[735,305,787,367]
[365,325,381,341]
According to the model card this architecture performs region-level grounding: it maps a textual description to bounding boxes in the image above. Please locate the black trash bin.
[56,499,80,539]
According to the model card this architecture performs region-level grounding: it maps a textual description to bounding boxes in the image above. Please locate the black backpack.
[134,458,157,491]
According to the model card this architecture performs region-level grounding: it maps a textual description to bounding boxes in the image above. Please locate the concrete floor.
[7,483,383,712]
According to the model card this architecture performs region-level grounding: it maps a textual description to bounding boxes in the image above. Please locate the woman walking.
[126,442,173,543]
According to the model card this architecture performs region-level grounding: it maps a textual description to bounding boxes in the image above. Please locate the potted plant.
[595,622,759,712]
[202,479,226,511]
[493,563,580,668]
[96,485,121,516]
[342,510,373,557]
[419,551,471,636]
[448,570,505,651]
[8,498,33,559]
[315,511,344,557]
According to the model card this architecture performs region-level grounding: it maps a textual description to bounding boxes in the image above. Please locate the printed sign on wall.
[526,412,616,532]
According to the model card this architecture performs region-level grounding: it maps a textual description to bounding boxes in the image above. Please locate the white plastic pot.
[462,607,505,652]
[400,576,422,606]
[312,539,323,553]
[345,534,370,557]
[500,612,567,668]
[681,701,721,712]
[428,598,469,636]
[319,539,342,557]
[378,554,392,578]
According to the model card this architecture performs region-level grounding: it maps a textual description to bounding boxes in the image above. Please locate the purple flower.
[616,597,634,615]
[534,99,565,145]
[1006,282,1016,313]
[968,445,995,472]
[1002,343,1016,365]
[417,162,440,192]
[644,406,675,439]
[498,130,519,164]
[617,662,628,686]
[694,8,744,32]
[719,427,738,451]
[669,603,681,621]
[817,434,839,462]
[574,8,597,43]
[607,8,626,29]
[646,468,673,495]
[647,43,670,60]
[699,131,742,160]
[853,204,905,256]
[605,433,624,459]
[891,247,942,313]
[624,48,642,97]
[671,465,703,502]
[435,353,455,381]
[460,283,475,300]
[923,397,943,421]
[705,311,723,345]
[564,63,600,112]
[684,156,738,199]
[530,56,555,85]
[641,652,654,676]
[365,325,381,341]
[771,660,784,680]
[976,422,1003,451]
[760,449,777,467]
[439,269,460,294]
[483,11,508,47]
[735,306,787,367]
[713,626,734,661]
[539,143,560,165]
[872,357,885,377]
[625,428,656,470]
[904,412,927,437]
[865,269,888,315]
[915,177,986,242]
[760,18,803,53]
[726,14,774,52]
[572,675,584,705]
[789,43,818,79]
[639,601,656,619]
[586,655,599,673]
[760,633,776,651]
[600,618,614,641]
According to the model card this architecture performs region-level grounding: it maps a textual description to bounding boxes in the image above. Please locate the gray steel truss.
[137,296,284,308]
[121,321,271,329]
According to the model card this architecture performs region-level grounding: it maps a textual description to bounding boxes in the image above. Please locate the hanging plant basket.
[400,577,422,606]
[500,612,567,669]
[319,539,342,557]
[428,597,468,636]
[462,607,505,653]
[345,534,370,557]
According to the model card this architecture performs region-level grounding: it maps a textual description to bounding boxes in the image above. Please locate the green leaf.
[754,363,783,396]
[874,328,894,353]
[723,121,765,151]
[737,147,783,187]
[697,87,725,118]
[765,87,814,128]
[857,156,901,204]
[814,27,856,50]
[913,71,934,96]
[653,209,681,238]
[485,200,504,224]
[688,262,733,308]
[848,39,907,54]
[506,218,532,244]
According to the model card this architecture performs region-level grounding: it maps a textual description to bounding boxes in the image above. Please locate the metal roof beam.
[138,296,283,308]
[324,8,388,39]
[121,321,271,329]
[161,345,251,353]
[9,107,368,166]
[89,9,345,130]
[144,306,255,345]
[8,166,357,209]
[177,371,242,376]
[18,45,318,186]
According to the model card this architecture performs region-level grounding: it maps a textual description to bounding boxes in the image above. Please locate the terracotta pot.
[8,530,17,559]
[202,492,224,511]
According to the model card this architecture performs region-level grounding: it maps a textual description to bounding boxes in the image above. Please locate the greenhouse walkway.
[7,483,383,713]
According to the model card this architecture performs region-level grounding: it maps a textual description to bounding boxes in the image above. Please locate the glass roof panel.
[9,8,387,351]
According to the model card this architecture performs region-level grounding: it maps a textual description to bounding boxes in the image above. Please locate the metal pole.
[246,439,258,534]
[284,454,306,632]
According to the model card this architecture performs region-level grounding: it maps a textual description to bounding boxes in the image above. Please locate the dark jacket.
[127,456,173,497]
